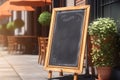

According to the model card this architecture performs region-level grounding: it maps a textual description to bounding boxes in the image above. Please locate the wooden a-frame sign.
[44,5,90,80]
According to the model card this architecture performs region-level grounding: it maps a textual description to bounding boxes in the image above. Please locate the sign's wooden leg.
[73,73,78,80]
[48,70,52,79]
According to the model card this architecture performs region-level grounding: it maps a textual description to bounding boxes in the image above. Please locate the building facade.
[88,0,120,20]
[1,0,120,36]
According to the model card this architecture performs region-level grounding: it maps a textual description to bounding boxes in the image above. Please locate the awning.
[0,1,35,11]
[0,11,11,17]
[0,11,11,19]
[9,0,51,7]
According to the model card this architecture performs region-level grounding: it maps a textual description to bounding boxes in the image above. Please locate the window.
[88,0,120,21]
[53,0,66,8]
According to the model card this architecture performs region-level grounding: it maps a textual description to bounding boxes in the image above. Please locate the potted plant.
[6,21,15,30]
[38,11,51,26]
[6,21,15,35]
[14,18,24,28]
[38,11,51,37]
[88,17,117,80]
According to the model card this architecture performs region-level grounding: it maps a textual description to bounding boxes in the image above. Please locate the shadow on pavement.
[49,74,96,80]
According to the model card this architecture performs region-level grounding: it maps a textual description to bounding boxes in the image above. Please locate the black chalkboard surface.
[49,10,84,67]
[45,5,90,74]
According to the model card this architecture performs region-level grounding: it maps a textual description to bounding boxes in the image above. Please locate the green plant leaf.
[38,11,51,26]
[14,18,24,28]
[88,17,117,67]
[6,21,15,30]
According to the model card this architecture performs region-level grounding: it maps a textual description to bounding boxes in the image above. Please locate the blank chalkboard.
[45,5,90,74]
[49,10,84,67]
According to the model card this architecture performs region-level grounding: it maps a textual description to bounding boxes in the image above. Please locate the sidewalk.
[0,48,58,80]
[0,48,95,80]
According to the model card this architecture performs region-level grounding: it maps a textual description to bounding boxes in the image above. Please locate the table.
[8,36,38,54]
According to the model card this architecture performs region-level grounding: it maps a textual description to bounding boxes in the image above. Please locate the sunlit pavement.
[0,47,59,80]
[0,47,96,80]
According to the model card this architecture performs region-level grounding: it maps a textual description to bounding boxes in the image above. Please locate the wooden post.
[48,70,52,79]
[74,73,78,80]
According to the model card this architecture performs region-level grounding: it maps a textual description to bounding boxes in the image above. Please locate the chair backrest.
[38,37,48,53]
[0,35,7,46]
[7,36,17,45]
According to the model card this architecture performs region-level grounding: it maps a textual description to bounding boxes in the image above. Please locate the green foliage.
[88,18,117,37]
[38,11,51,26]
[88,17,117,67]
[14,18,24,28]
[6,21,15,31]
[0,23,9,35]
[6,19,24,31]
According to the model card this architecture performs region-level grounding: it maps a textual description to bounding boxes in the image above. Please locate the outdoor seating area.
[0,34,48,64]
[7,36,38,54]
[0,35,96,80]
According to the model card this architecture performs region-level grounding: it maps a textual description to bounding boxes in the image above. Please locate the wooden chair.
[38,37,48,65]
[7,36,18,54]
[0,35,7,47]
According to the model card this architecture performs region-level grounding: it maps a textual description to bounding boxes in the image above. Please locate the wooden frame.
[44,5,90,79]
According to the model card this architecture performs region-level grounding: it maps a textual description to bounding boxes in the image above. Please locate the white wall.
[66,0,74,6]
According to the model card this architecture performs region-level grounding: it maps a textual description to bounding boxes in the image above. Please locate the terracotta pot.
[97,67,111,80]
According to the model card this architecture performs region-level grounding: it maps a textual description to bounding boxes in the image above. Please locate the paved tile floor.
[0,48,59,80]
[0,48,96,80]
